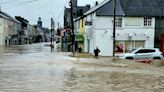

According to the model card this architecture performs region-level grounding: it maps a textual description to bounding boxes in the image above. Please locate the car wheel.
[153,57,161,60]
[126,57,133,60]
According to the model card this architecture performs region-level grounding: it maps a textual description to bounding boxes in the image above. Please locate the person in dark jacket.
[94,47,100,58]
[78,47,82,53]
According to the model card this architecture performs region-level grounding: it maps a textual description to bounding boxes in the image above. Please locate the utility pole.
[57,22,60,35]
[69,0,75,55]
[51,18,55,52]
[113,0,116,57]
[58,22,60,30]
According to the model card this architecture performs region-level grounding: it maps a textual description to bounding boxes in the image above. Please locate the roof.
[96,0,125,16]
[0,11,21,23]
[119,0,164,17]
[15,16,29,24]
[65,5,90,18]
[84,0,111,16]
[77,5,90,14]
[83,0,164,17]
[0,11,13,20]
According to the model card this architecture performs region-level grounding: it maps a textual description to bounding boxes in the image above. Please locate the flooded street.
[0,43,164,92]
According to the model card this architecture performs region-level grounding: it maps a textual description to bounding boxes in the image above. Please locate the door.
[134,49,155,59]
[87,39,90,53]
[134,49,148,59]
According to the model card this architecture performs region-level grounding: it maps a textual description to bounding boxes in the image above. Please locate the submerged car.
[119,48,163,60]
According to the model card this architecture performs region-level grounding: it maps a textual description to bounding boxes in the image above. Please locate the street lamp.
[69,0,75,54]
[113,0,116,57]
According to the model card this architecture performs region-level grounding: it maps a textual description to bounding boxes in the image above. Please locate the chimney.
[95,1,98,6]
[86,4,91,9]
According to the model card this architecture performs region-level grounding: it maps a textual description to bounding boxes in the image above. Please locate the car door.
[134,49,147,59]
[143,49,155,59]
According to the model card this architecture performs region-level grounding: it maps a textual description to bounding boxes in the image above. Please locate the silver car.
[119,48,163,60]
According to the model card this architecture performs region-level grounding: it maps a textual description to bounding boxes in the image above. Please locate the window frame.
[135,49,155,54]
[144,17,152,27]
[115,17,122,28]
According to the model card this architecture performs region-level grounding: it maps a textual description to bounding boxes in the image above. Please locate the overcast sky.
[0,0,104,28]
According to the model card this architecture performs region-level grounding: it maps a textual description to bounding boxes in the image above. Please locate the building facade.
[74,0,163,56]
[63,0,90,51]
[0,11,21,46]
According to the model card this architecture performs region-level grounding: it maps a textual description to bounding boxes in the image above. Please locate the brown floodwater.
[0,43,164,92]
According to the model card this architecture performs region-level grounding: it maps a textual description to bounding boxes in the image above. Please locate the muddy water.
[0,43,164,92]
[0,43,76,92]
[64,58,164,92]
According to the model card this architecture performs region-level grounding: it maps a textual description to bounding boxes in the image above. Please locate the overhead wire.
[0,0,20,5]
[18,0,53,15]
[3,0,40,9]
[1,0,68,28]
[55,0,69,23]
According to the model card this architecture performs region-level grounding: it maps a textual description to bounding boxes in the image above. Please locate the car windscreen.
[128,49,136,53]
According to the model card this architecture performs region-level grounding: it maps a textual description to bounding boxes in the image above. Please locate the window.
[115,18,122,27]
[136,49,155,54]
[144,17,152,26]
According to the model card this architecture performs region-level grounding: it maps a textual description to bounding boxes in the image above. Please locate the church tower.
[37,17,42,28]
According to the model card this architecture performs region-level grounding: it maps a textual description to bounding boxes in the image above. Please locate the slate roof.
[77,6,90,16]
[0,11,21,23]
[15,16,29,24]
[96,0,125,16]
[0,11,12,20]
[84,0,111,16]
[84,0,164,17]
[120,0,164,17]
[65,5,90,18]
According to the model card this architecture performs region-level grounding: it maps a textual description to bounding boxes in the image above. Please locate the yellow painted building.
[76,18,85,50]
[79,19,85,33]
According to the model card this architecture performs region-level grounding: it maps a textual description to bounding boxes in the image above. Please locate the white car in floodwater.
[119,48,163,60]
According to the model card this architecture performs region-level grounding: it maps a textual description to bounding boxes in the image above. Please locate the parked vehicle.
[119,48,163,60]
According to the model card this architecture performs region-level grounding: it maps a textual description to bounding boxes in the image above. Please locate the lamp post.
[69,0,75,54]
[113,0,116,57]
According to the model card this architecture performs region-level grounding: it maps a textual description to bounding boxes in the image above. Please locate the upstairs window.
[144,17,152,26]
[115,18,122,27]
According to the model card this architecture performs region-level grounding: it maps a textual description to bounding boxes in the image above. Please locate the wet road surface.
[0,43,164,92]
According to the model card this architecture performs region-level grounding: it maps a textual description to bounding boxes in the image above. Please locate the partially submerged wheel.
[153,57,161,60]
[126,57,133,60]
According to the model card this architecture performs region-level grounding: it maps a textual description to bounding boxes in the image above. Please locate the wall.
[91,16,155,56]
[79,19,85,33]
[0,17,8,45]
[0,17,4,45]
[155,17,164,48]
[84,13,97,54]
[75,12,156,56]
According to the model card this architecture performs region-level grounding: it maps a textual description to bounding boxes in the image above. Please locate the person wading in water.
[94,47,100,58]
